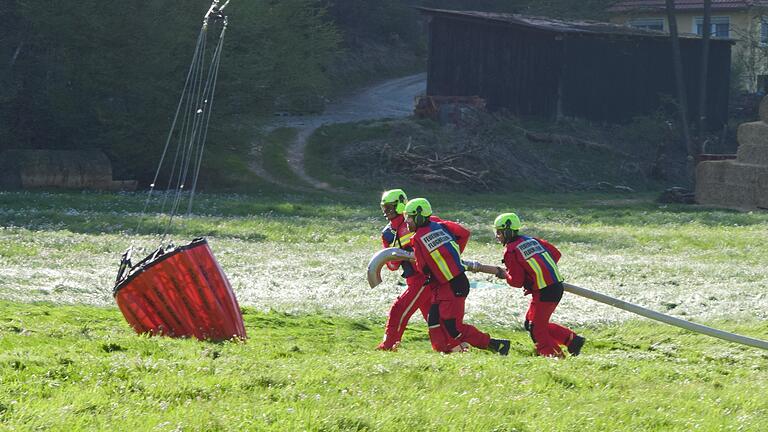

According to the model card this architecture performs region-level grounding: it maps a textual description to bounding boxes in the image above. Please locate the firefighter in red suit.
[404,198,510,355]
[376,189,432,350]
[492,212,585,358]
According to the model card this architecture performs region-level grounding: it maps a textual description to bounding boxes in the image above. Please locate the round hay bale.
[0,149,115,190]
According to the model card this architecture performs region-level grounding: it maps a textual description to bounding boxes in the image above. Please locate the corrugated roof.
[608,0,768,13]
[417,7,732,40]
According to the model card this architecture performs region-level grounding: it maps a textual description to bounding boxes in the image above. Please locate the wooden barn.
[419,8,732,127]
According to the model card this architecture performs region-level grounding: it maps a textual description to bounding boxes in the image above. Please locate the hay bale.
[736,144,768,166]
[736,121,768,148]
[696,182,754,208]
[695,160,729,185]
[758,172,768,208]
[720,162,767,186]
[697,111,768,209]
[0,149,127,190]
[695,161,768,208]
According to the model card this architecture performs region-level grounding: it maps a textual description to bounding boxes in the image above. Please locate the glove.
[494,266,506,279]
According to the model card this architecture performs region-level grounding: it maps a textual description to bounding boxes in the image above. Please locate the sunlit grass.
[1,301,767,431]
[1,191,767,326]
[1,190,767,430]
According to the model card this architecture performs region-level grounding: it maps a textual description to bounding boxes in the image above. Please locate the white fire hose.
[367,247,768,351]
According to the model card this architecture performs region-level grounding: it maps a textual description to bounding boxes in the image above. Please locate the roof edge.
[416,7,736,42]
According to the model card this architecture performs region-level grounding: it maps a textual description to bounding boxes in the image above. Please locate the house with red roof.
[608,1,768,92]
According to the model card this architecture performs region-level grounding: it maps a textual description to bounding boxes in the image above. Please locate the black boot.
[567,335,585,356]
[488,338,510,356]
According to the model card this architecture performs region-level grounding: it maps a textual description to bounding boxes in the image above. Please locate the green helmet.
[494,213,522,231]
[404,198,432,217]
[380,189,408,214]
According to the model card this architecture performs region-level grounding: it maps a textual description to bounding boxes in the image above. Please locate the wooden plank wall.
[426,14,731,128]
[427,16,563,117]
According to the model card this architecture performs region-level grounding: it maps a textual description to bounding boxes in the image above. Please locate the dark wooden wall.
[426,14,731,128]
[561,36,731,127]
[426,17,563,117]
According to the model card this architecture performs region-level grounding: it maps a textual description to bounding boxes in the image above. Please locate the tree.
[697,0,712,139]
[0,0,340,184]
[665,0,694,178]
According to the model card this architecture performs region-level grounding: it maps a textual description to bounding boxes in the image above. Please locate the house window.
[761,18,768,45]
[694,16,730,38]
[627,18,664,31]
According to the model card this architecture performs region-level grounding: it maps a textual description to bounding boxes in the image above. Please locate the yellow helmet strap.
[501,228,517,244]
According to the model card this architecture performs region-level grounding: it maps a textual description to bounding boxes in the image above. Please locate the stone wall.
[695,96,768,209]
[0,150,137,191]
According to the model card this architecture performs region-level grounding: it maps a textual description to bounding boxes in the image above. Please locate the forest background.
[0,0,617,188]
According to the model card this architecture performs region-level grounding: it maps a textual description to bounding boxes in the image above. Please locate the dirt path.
[258,73,426,192]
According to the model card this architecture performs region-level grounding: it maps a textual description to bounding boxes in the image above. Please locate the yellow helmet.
[380,189,408,214]
[404,198,432,217]
[494,213,522,231]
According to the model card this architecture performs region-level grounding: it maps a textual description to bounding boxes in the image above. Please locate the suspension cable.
[189,24,227,215]
[159,13,228,244]
[132,0,229,243]
[135,28,207,235]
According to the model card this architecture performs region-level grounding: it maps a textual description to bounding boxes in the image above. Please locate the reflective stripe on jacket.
[412,220,468,284]
[503,235,563,290]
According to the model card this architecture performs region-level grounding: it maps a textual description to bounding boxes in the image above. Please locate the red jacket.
[381,214,415,274]
[503,235,563,290]
[411,218,470,284]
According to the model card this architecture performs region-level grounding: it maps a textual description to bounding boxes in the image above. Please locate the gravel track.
[255,73,426,192]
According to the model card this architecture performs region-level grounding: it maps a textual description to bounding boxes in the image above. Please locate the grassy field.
[1,190,767,430]
[258,128,308,188]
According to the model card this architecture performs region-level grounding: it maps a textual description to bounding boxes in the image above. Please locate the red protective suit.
[502,235,576,357]
[378,214,432,350]
[411,218,491,353]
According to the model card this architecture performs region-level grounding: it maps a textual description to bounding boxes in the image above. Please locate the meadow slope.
[1,190,767,431]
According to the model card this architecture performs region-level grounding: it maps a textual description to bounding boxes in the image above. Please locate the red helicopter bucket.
[114,238,246,341]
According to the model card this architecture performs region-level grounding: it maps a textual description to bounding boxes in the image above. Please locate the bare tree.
[730,9,768,94]
[697,0,712,141]
[665,0,694,177]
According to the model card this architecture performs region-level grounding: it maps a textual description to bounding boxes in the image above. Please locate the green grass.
[260,127,309,187]
[305,121,393,189]
[1,190,767,430]
[302,116,678,192]
[1,300,767,431]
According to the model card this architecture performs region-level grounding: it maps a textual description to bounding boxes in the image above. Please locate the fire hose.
[367,247,768,351]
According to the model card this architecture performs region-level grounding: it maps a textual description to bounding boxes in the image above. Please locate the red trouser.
[427,279,490,353]
[379,273,431,349]
[525,285,575,357]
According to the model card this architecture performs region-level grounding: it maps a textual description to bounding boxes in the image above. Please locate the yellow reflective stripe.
[399,232,413,247]
[541,252,563,282]
[527,258,546,289]
[430,249,454,281]
[449,241,461,255]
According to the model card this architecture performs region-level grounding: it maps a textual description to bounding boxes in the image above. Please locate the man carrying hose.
[406,198,510,355]
[493,212,585,358]
[376,189,432,350]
